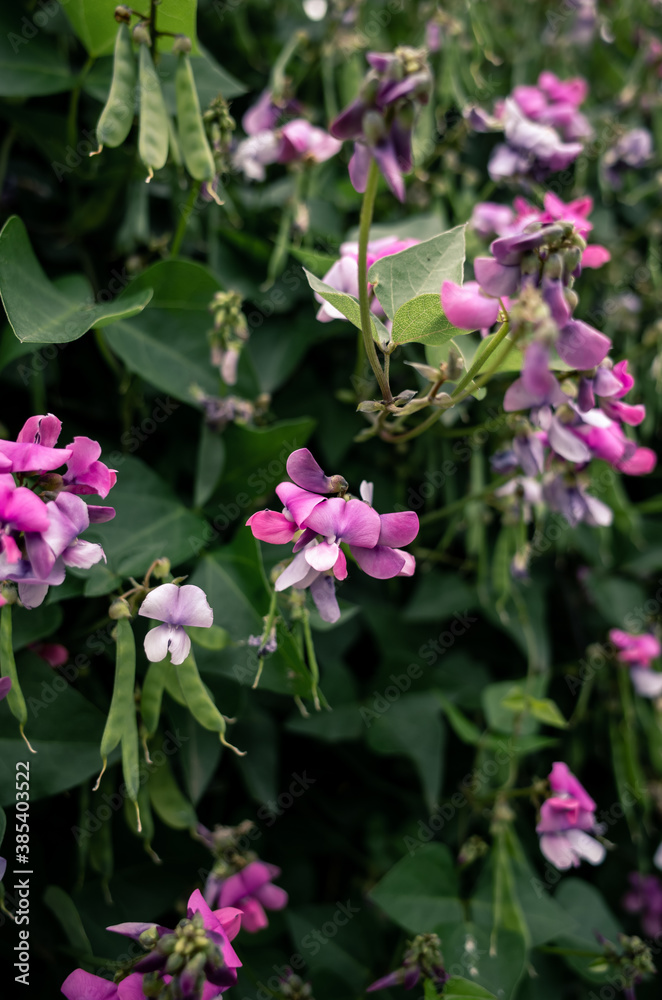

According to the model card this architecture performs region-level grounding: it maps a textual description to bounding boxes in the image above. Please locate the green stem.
[450,319,510,400]
[149,0,158,57]
[271,30,307,94]
[418,477,508,526]
[358,160,392,403]
[252,590,278,691]
[301,610,321,711]
[380,405,443,443]
[170,181,201,257]
[67,56,95,149]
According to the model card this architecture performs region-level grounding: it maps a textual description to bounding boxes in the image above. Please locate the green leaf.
[83,455,209,579]
[286,704,362,742]
[164,700,221,807]
[391,294,469,347]
[0,217,153,344]
[0,14,78,96]
[234,706,279,806]
[435,693,484,745]
[188,625,230,651]
[147,748,198,830]
[526,697,568,729]
[194,424,225,508]
[482,679,546,736]
[102,259,221,404]
[304,269,392,349]
[553,880,622,983]
[11,604,63,652]
[43,886,93,957]
[0,654,110,806]
[218,417,316,503]
[368,226,466,319]
[366,693,445,810]
[369,843,463,933]
[64,0,200,57]
[442,979,497,999]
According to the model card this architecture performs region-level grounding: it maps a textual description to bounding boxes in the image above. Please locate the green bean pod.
[175,54,215,181]
[94,23,136,152]
[0,604,33,752]
[96,617,136,787]
[140,660,167,737]
[122,708,141,830]
[176,650,227,734]
[138,43,169,180]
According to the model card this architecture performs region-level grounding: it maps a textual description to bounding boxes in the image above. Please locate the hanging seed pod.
[91,23,137,155]
[137,42,170,181]
[175,53,216,183]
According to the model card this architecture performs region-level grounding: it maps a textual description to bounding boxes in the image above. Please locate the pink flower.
[28,642,69,667]
[278,119,342,164]
[139,584,214,665]
[609,630,662,698]
[537,762,606,870]
[62,437,117,498]
[315,236,419,323]
[205,860,288,933]
[0,676,11,701]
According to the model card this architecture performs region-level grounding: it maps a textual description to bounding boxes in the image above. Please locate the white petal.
[275,550,313,591]
[630,667,662,698]
[171,584,213,628]
[565,829,606,866]
[139,583,180,624]
[539,833,576,870]
[144,623,171,663]
[167,625,191,666]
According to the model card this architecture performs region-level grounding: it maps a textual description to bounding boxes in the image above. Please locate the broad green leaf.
[82,455,209,580]
[482,679,546,736]
[366,693,445,810]
[436,923,527,1000]
[286,909,369,992]
[304,269,392,349]
[442,979,497,999]
[43,886,93,957]
[368,226,466,319]
[11,604,63,652]
[553,880,622,983]
[0,654,110,806]
[194,424,225,508]
[391,293,469,347]
[435,693,484,745]
[64,0,200,57]
[0,14,78,96]
[234,705,279,806]
[102,259,221,404]
[286,704,363,742]
[164,700,221,807]
[0,217,153,344]
[218,417,316,503]
[369,843,463,933]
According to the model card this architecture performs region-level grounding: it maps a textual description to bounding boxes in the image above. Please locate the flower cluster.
[367,933,448,993]
[443,214,655,539]
[609,629,662,699]
[197,823,288,933]
[0,413,115,608]
[315,235,419,325]
[537,762,606,870]
[467,71,591,183]
[246,449,419,623]
[61,890,241,1000]
[330,47,432,201]
[233,88,341,181]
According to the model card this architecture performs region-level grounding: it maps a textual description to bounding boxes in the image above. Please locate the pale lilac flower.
[139,584,213,665]
[204,859,288,933]
[543,475,613,528]
[242,90,300,136]
[232,130,282,180]
[315,236,419,323]
[603,129,653,189]
[537,762,606,870]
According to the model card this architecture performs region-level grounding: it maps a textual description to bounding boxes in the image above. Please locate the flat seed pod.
[175,54,216,182]
[94,23,137,152]
[138,43,170,180]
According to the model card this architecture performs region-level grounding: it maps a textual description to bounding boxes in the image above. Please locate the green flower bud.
[109,597,132,620]
[133,22,151,45]
[172,34,192,54]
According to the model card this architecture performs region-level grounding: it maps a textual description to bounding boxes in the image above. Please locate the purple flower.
[543,475,613,528]
[0,476,50,563]
[504,343,567,412]
[609,629,662,698]
[368,933,448,994]
[205,859,288,933]
[315,236,418,322]
[603,129,653,189]
[0,676,10,700]
[232,130,282,181]
[330,48,432,202]
[23,492,105,580]
[441,280,502,332]
[286,448,348,495]
[537,762,606,870]
[139,584,214,665]
[622,873,662,938]
[61,437,117,498]
[242,90,300,136]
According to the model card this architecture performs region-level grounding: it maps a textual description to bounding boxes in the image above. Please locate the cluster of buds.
[330,47,432,201]
[367,933,448,993]
[190,387,256,433]
[209,291,250,386]
[589,932,656,998]
[203,96,237,178]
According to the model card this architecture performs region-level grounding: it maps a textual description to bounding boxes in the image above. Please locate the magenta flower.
[610,630,662,699]
[62,437,117,498]
[0,476,50,563]
[286,448,348,495]
[242,89,300,136]
[537,762,606,870]
[28,641,69,668]
[24,492,105,579]
[278,119,342,164]
[368,934,448,994]
[63,890,242,1000]
[0,676,11,700]
[139,584,213,665]
[441,279,502,332]
[205,860,288,933]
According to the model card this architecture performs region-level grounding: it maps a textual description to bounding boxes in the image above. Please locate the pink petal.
[333,547,348,580]
[582,245,611,268]
[117,975,148,1000]
[239,897,269,933]
[61,969,118,1000]
[539,832,577,870]
[286,448,335,493]
[557,320,611,370]
[17,413,61,447]
[350,544,406,579]
[305,540,339,572]
[473,257,521,297]
[617,447,657,475]
[549,762,596,811]
[377,511,419,547]
[254,881,289,910]
[276,483,326,526]
[441,280,500,331]
[246,510,298,544]
[63,540,105,569]
[213,907,244,942]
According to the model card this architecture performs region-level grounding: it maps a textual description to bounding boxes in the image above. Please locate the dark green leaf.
[368,227,466,319]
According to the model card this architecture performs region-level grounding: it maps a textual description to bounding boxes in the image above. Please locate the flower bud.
[133,22,151,45]
[543,253,563,281]
[114,5,132,23]
[327,474,348,494]
[172,34,192,54]
[362,110,387,144]
[156,933,178,956]
[109,597,132,620]
[151,557,171,580]
[165,952,186,975]
[139,926,161,949]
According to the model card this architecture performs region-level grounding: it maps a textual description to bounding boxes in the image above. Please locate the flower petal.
[377,511,419,547]
[441,281,500,331]
[61,969,118,1000]
[310,576,340,623]
[246,510,298,544]
[556,320,611,369]
[171,584,214,628]
[350,544,406,579]
[305,540,339,571]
